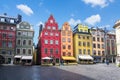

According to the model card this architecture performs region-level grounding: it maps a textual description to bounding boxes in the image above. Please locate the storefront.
[61,56,76,65]
[78,55,93,64]
[21,56,33,65]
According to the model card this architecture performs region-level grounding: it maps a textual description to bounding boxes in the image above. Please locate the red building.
[0,13,21,64]
[38,15,61,65]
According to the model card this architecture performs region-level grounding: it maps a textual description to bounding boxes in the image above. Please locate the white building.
[113,20,120,66]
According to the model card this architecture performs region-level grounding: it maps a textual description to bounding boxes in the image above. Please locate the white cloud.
[84,14,101,26]
[68,18,81,26]
[82,0,114,8]
[17,4,33,16]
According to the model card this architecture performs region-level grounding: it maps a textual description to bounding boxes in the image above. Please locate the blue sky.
[0,0,120,45]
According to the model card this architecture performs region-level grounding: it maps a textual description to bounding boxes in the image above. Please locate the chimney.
[39,24,43,35]
[17,14,22,23]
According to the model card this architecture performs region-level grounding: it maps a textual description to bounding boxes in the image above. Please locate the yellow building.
[61,22,76,64]
[73,24,93,63]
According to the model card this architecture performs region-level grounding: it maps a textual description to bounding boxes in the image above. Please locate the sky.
[0,0,120,45]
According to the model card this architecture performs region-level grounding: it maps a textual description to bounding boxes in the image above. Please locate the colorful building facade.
[106,31,116,63]
[14,21,34,65]
[91,28,105,62]
[0,13,21,64]
[61,22,76,64]
[38,15,61,65]
[73,24,93,63]
[113,20,120,66]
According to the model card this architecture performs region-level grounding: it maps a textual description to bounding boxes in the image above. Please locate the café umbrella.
[42,57,52,60]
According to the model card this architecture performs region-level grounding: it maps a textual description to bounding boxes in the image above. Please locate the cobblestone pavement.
[55,63,120,80]
[0,63,120,80]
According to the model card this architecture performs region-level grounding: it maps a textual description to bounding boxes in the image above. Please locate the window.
[55,33,59,36]
[55,49,58,54]
[53,27,56,30]
[28,40,31,45]
[97,37,100,41]
[102,51,104,56]
[68,52,71,56]
[68,38,71,42]
[50,40,53,44]
[68,31,71,36]
[79,49,82,54]
[1,18,5,22]
[97,44,100,48]
[17,40,21,45]
[98,51,101,55]
[23,49,26,54]
[44,40,48,44]
[102,44,104,49]
[10,19,14,23]
[8,51,12,55]
[2,50,6,54]
[88,49,90,55]
[23,32,27,36]
[78,41,81,46]
[93,44,96,48]
[68,45,71,49]
[28,32,33,36]
[47,26,50,29]
[93,37,95,41]
[44,48,48,54]
[87,36,89,39]
[101,38,104,42]
[63,52,66,56]
[63,45,66,49]
[8,33,13,38]
[8,41,12,48]
[2,33,6,38]
[50,33,53,36]
[83,42,86,47]
[87,42,90,47]
[62,38,66,42]
[93,50,96,55]
[2,41,6,47]
[18,32,21,36]
[23,40,26,45]
[50,49,53,54]
[55,40,58,45]
[83,49,86,54]
[111,40,114,46]
[17,49,20,54]
[28,49,31,55]
[44,32,48,35]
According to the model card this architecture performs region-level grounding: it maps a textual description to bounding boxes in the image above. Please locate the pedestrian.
[106,60,109,65]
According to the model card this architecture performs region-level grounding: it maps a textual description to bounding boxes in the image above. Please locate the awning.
[62,56,76,60]
[42,57,52,60]
[79,55,93,60]
[21,56,33,60]
[14,55,22,58]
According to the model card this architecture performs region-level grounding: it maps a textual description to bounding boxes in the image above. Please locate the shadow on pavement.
[0,65,95,80]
